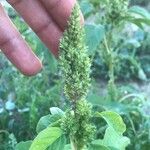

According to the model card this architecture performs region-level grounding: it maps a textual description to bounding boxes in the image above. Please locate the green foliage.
[120,95,150,150]
[36,107,64,133]
[127,6,150,28]
[36,114,61,133]
[87,0,150,101]
[91,111,130,150]
[48,135,66,150]
[15,141,32,150]
[61,99,95,149]
[92,127,129,150]
[79,0,94,17]
[29,127,63,150]
[130,0,150,5]
[94,0,131,101]
[98,111,126,133]
[85,24,105,55]
[87,83,150,150]
[99,0,129,26]
[0,132,17,150]
[81,0,150,82]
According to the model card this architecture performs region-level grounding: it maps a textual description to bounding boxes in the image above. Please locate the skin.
[0,0,83,76]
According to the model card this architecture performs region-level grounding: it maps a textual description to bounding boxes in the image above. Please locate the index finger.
[0,4,42,76]
[40,0,84,30]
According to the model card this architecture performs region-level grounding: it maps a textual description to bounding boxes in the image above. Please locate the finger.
[0,4,42,76]
[7,0,63,56]
[40,0,84,30]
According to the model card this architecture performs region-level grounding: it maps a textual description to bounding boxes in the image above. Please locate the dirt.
[94,79,150,100]
[129,81,150,101]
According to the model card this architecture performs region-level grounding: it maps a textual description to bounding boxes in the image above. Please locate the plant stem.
[104,36,111,54]
[70,104,84,150]
[70,136,77,150]
[103,35,115,82]
[70,136,83,150]
[103,36,117,101]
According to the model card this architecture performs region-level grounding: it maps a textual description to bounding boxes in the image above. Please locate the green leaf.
[92,127,130,150]
[36,115,51,133]
[95,111,130,150]
[64,145,88,150]
[29,127,62,150]
[128,6,150,19]
[124,39,141,48]
[128,18,150,29]
[87,93,105,105]
[48,135,66,150]
[103,127,130,150]
[36,114,62,133]
[50,107,64,116]
[90,142,111,150]
[15,141,32,150]
[80,0,94,17]
[89,0,101,7]
[127,6,150,28]
[64,144,71,150]
[85,24,105,55]
[138,68,147,81]
[99,111,126,134]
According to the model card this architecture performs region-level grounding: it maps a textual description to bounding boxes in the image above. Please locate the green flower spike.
[59,4,91,102]
[59,4,95,150]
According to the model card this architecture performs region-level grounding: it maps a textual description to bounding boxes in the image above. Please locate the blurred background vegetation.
[0,0,150,150]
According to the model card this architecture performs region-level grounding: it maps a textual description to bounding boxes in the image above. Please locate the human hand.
[0,0,83,75]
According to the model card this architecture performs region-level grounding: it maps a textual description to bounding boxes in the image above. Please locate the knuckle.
[0,36,18,48]
[35,21,52,34]
[41,0,61,10]
[6,0,22,6]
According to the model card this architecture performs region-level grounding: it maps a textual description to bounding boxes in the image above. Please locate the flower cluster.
[61,99,95,149]
[100,0,129,26]
[59,4,91,102]
[59,4,95,149]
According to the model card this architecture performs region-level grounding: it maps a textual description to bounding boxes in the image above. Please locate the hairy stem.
[103,36,118,101]
[70,136,83,150]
